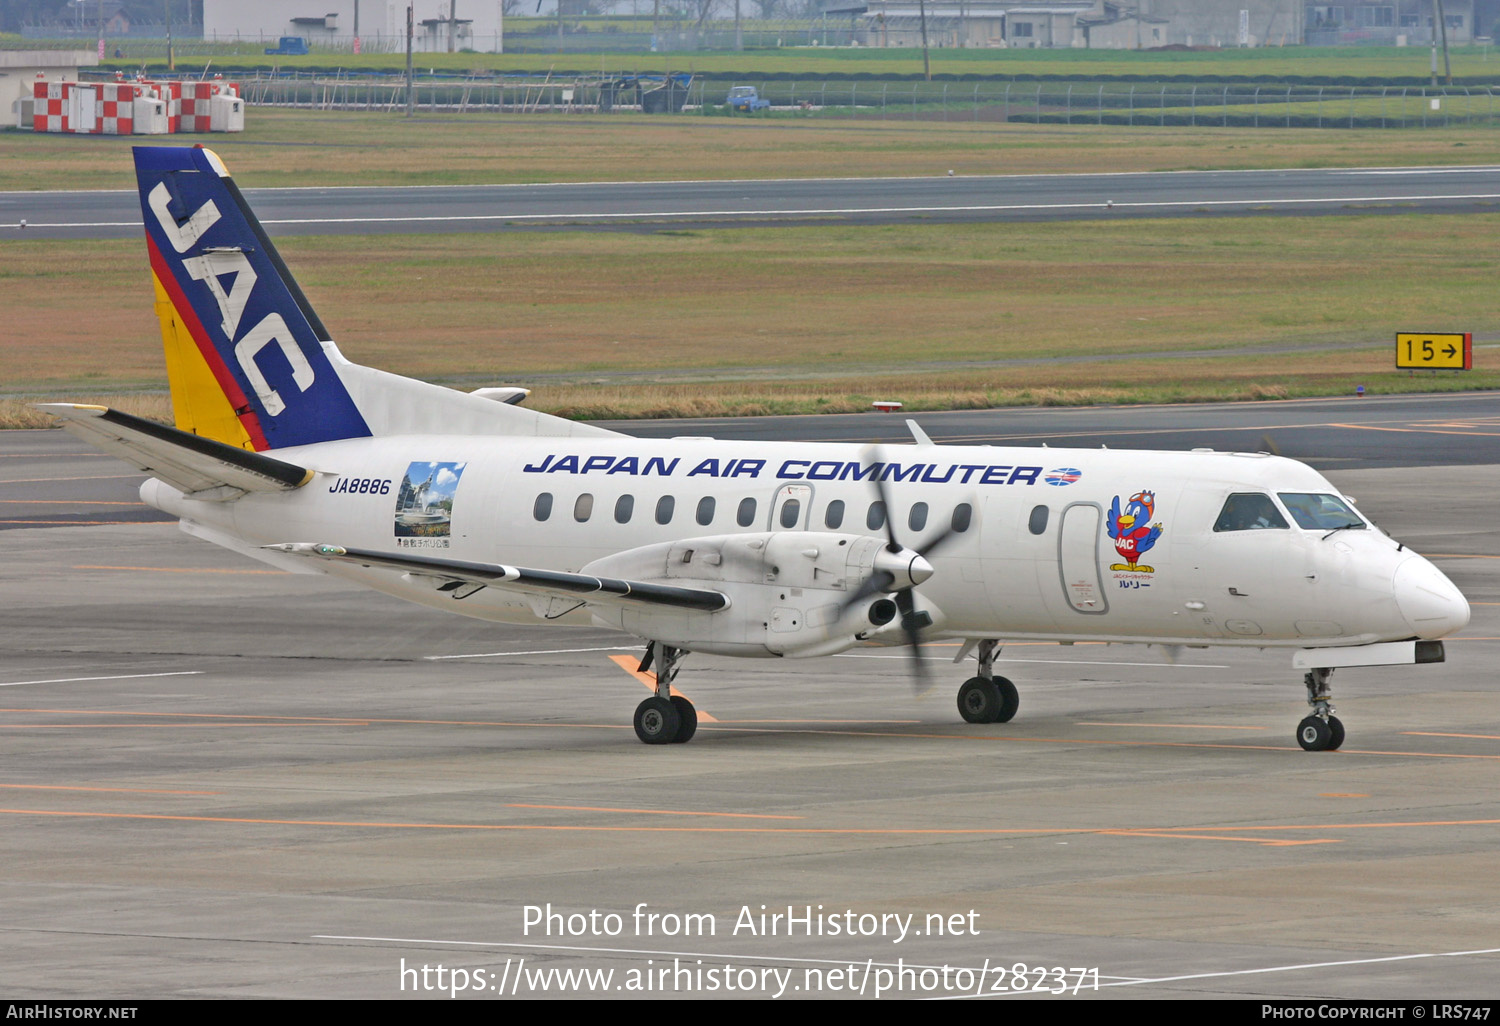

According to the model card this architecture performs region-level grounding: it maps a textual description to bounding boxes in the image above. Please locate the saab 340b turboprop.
[42,146,1471,748]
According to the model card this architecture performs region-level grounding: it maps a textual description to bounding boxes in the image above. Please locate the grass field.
[7,107,1500,191]
[6,212,1496,424]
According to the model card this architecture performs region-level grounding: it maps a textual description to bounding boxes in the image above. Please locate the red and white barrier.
[33,81,71,133]
[31,78,241,135]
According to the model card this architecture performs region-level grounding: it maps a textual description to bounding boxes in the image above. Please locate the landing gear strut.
[957,639,1019,725]
[1296,667,1345,752]
[633,642,697,745]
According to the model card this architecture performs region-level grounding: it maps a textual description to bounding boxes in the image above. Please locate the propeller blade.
[896,591,933,696]
[868,454,900,554]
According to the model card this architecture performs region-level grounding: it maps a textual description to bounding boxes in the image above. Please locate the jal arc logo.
[149,182,316,418]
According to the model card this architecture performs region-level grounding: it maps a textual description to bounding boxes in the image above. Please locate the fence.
[199,71,1500,127]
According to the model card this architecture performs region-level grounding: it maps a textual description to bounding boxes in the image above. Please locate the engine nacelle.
[580,532,944,657]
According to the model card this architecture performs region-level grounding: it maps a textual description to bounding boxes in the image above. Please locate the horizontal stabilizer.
[268,543,730,613]
[38,404,313,500]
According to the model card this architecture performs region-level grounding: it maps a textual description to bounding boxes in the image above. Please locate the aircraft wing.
[266,543,730,613]
[38,404,314,500]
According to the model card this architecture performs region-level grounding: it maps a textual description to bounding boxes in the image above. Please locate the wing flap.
[38,404,313,499]
[268,544,730,613]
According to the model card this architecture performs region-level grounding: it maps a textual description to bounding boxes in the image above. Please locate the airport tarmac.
[1,419,1498,999]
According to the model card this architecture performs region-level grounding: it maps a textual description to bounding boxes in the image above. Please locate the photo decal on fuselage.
[394,461,466,547]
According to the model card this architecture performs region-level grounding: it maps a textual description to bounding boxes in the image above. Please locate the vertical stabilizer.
[136,145,370,451]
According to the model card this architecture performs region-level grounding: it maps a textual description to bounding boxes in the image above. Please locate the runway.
[3,398,1499,998]
[5,164,1500,239]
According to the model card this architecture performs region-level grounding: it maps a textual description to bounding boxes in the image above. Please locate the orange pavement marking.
[2,475,144,484]
[2,808,1494,845]
[504,803,803,820]
[1404,731,1500,740]
[0,783,220,795]
[712,719,920,725]
[0,707,629,730]
[0,521,171,526]
[1130,817,1500,833]
[607,655,718,723]
[1077,722,1267,731]
[1,723,368,729]
[0,500,144,506]
[72,565,287,575]
[0,809,1107,835]
[1099,830,1340,847]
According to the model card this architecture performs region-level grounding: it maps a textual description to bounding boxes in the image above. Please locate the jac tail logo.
[150,182,314,417]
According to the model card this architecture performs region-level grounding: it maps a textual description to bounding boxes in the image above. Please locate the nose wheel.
[1296,668,1345,751]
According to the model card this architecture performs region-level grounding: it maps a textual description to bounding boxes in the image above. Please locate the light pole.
[918,0,931,80]
[405,4,415,116]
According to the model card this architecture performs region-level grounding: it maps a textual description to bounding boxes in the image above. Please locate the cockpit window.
[1278,493,1366,531]
[1213,493,1289,532]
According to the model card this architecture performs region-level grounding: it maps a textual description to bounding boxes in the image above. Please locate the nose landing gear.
[1296,667,1345,751]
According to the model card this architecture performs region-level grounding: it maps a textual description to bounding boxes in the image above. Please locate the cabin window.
[866,501,887,531]
[908,502,928,532]
[1278,492,1365,532]
[737,497,757,527]
[573,493,594,523]
[533,492,553,521]
[1028,505,1048,535]
[655,495,675,525]
[614,494,634,524]
[951,502,973,533]
[824,499,845,530]
[696,496,715,526]
[1214,493,1289,532]
[779,498,802,529]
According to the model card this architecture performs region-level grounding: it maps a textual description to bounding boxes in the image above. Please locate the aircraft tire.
[994,676,1020,723]
[1296,715,1334,752]
[957,677,1001,723]
[634,696,682,745]
[1325,715,1345,751]
[669,696,698,744]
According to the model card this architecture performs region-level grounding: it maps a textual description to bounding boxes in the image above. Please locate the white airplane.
[42,146,1470,748]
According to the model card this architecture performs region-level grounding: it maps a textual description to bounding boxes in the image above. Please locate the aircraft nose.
[1394,556,1470,639]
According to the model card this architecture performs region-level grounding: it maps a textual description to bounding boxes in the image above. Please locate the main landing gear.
[956,639,1019,725]
[1296,667,1345,752]
[633,642,697,745]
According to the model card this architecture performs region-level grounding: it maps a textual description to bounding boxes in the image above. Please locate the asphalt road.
[2,401,1498,999]
[5,164,1500,239]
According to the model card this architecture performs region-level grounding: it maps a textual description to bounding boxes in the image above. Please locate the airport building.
[201,0,505,53]
[853,0,1484,48]
[2,49,98,129]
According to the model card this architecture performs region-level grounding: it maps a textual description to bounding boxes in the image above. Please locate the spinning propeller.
[839,446,966,695]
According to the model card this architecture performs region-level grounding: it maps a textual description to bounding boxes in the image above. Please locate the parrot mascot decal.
[1107,490,1165,573]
